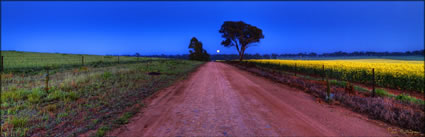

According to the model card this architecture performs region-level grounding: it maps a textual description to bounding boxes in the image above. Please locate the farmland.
[246,59,424,93]
[0,51,203,136]
[2,51,150,74]
[1,51,424,136]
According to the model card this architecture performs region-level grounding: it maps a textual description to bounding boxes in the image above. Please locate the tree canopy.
[219,21,264,62]
[188,37,210,61]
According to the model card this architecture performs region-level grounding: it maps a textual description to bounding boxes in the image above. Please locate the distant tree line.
[134,49,424,60]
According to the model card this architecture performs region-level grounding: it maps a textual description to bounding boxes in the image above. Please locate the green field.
[0,51,204,136]
[1,51,154,73]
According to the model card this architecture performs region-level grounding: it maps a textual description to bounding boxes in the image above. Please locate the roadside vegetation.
[0,51,204,136]
[224,60,424,135]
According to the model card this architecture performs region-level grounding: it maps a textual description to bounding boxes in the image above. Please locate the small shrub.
[375,88,389,97]
[47,90,67,101]
[57,112,68,118]
[1,89,31,102]
[101,72,112,80]
[9,85,18,91]
[114,112,133,125]
[7,107,17,115]
[94,126,111,137]
[396,93,424,105]
[67,91,79,101]
[396,93,413,102]
[45,104,57,112]
[329,80,346,87]
[47,89,80,102]
[8,116,29,128]
[1,102,10,108]
[354,86,370,93]
[27,88,47,103]
[79,67,89,71]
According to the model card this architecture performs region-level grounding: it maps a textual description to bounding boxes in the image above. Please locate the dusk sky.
[1,1,424,55]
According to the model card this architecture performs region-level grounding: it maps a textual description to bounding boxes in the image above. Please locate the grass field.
[0,51,204,136]
[246,59,424,92]
[1,51,152,74]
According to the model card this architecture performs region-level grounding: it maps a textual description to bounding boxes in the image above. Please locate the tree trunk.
[239,49,245,63]
[239,54,243,62]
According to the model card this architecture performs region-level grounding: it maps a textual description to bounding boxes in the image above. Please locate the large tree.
[219,21,264,62]
[188,37,210,61]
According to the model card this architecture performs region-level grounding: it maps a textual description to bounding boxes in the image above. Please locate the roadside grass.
[91,103,142,137]
[225,61,425,134]
[1,56,204,136]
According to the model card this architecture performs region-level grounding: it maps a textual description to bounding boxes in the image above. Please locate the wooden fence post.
[372,68,375,97]
[326,76,331,103]
[278,62,281,75]
[322,64,325,81]
[1,56,3,72]
[146,59,150,71]
[45,68,49,92]
[82,56,84,66]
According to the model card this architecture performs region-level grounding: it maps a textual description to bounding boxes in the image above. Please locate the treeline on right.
[142,49,424,60]
[211,49,424,60]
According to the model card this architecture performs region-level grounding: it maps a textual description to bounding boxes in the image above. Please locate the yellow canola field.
[246,59,424,92]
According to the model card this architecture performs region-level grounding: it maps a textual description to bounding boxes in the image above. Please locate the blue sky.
[1,1,424,55]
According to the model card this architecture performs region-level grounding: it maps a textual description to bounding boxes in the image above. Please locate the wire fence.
[246,61,424,93]
[0,55,166,92]
[1,55,150,72]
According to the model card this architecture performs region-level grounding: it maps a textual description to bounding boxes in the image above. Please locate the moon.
[217,50,220,53]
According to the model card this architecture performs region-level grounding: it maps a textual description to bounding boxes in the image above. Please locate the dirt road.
[109,62,391,136]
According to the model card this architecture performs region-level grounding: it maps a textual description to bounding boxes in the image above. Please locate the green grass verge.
[1,52,204,136]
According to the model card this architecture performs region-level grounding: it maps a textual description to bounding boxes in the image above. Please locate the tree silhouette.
[188,37,210,61]
[219,21,264,62]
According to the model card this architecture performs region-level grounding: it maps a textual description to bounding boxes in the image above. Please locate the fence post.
[278,62,281,75]
[1,56,3,72]
[45,68,49,92]
[118,56,120,64]
[294,63,297,76]
[146,59,149,71]
[326,76,331,103]
[82,56,84,66]
[322,64,325,81]
[372,68,375,97]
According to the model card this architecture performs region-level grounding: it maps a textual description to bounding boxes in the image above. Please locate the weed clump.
[27,88,47,103]
[375,88,389,97]
[8,116,29,128]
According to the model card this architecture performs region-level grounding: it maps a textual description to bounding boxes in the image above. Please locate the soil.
[108,62,393,136]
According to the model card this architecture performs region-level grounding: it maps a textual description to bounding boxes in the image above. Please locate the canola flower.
[246,59,424,92]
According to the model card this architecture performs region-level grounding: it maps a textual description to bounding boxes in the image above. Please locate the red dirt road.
[109,62,392,136]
